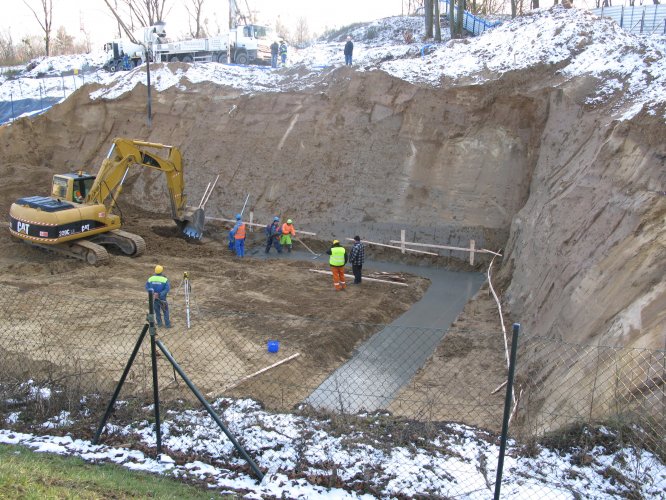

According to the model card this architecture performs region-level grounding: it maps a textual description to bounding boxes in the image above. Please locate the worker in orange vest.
[230,213,247,257]
[280,218,296,253]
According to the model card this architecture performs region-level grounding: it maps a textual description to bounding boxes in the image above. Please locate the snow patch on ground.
[1,396,664,498]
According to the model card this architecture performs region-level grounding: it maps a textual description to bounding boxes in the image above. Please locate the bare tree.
[424,0,434,38]
[185,0,205,38]
[23,0,53,56]
[294,17,310,46]
[0,31,17,64]
[275,16,290,42]
[52,26,74,55]
[110,0,171,31]
[434,0,441,41]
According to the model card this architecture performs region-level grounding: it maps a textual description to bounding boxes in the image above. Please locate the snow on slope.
[1,7,664,122]
[380,7,666,118]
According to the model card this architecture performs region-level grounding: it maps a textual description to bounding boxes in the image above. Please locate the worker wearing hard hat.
[230,213,247,257]
[145,264,171,328]
[280,219,296,253]
[265,216,283,254]
[326,240,348,291]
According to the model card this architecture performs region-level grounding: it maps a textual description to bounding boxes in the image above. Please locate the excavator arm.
[87,138,204,239]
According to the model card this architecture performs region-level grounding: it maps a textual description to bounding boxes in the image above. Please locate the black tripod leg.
[156,339,265,481]
[93,324,149,445]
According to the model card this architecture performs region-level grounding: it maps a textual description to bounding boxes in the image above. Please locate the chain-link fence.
[0,283,663,497]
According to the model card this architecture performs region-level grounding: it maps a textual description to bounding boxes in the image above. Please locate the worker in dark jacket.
[326,240,348,291]
[146,264,171,328]
[344,36,354,65]
[270,40,279,68]
[349,235,366,284]
[265,216,283,253]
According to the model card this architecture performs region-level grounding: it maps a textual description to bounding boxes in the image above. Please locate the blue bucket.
[267,340,279,353]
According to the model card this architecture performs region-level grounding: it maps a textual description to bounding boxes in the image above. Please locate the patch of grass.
[0,443,223,499]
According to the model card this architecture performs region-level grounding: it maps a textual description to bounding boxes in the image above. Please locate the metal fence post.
[148,290,162,455]
[494,322,520,500]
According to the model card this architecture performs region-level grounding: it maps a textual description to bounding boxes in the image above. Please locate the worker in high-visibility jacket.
[280,218,296,253]
[145,264,171,327]
[230,213,247,257]
[326,240,348,291]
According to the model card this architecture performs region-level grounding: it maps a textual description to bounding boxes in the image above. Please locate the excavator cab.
[51,172,96,203]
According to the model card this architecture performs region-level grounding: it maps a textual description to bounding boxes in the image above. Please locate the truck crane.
[9,138,205,265]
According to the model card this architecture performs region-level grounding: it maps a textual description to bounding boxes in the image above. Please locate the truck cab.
[51,172,96,203]
[230,24,273,64]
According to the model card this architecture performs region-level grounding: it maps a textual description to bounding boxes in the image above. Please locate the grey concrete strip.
[249,248,485,413]
[305,262,485,413]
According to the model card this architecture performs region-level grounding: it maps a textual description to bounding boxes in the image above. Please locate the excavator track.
[109,230,146,257]
[90,230,146,257]
[74,240,110,265]
[27,239,110,266]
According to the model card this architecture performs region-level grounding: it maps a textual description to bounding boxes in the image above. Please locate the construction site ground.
[0,202,508,427]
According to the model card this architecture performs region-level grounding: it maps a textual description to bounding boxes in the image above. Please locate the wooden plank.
[205,216,316,236]
[389,239,502,256]
[344,238,438,256]
[223,353,300,391]
[309,269,409,287]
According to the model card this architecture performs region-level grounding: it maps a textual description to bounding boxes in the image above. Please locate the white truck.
[103,22,168,72]
[153,24,273,65]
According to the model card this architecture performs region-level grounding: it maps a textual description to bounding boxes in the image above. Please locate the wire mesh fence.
[0,283,663,497]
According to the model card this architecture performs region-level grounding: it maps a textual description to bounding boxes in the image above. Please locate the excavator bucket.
[180,206,206,240]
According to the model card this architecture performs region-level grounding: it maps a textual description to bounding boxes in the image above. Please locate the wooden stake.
[470,239,475,266]
[400,229,406,254]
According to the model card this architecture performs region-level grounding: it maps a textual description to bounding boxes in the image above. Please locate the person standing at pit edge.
[270,40,279,68]
[326,240,348,291]
[279,40,288,66]
[146,265,171,328]
[344,36,354,66]
[349,235,365,284]
[230,213,247,257]
[280,218,296,252]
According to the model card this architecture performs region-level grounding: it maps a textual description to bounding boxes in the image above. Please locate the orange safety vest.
[235,223,246,239]
[282,223,295,236]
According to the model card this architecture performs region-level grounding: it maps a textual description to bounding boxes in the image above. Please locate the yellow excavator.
[9,138,205,265]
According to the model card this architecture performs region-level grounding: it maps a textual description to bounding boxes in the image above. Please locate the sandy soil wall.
[0,68,545,254]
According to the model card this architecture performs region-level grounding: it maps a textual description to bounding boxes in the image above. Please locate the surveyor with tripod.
[146,265,171,328]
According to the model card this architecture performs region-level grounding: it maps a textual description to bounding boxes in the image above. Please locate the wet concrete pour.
[254,249,486,413]
[306,260,485,413]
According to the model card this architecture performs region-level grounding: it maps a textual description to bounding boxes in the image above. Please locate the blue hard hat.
[235,213,242,220]
[273,216,279,221]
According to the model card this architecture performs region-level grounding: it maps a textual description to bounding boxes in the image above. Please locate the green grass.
[0,443,226,499]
